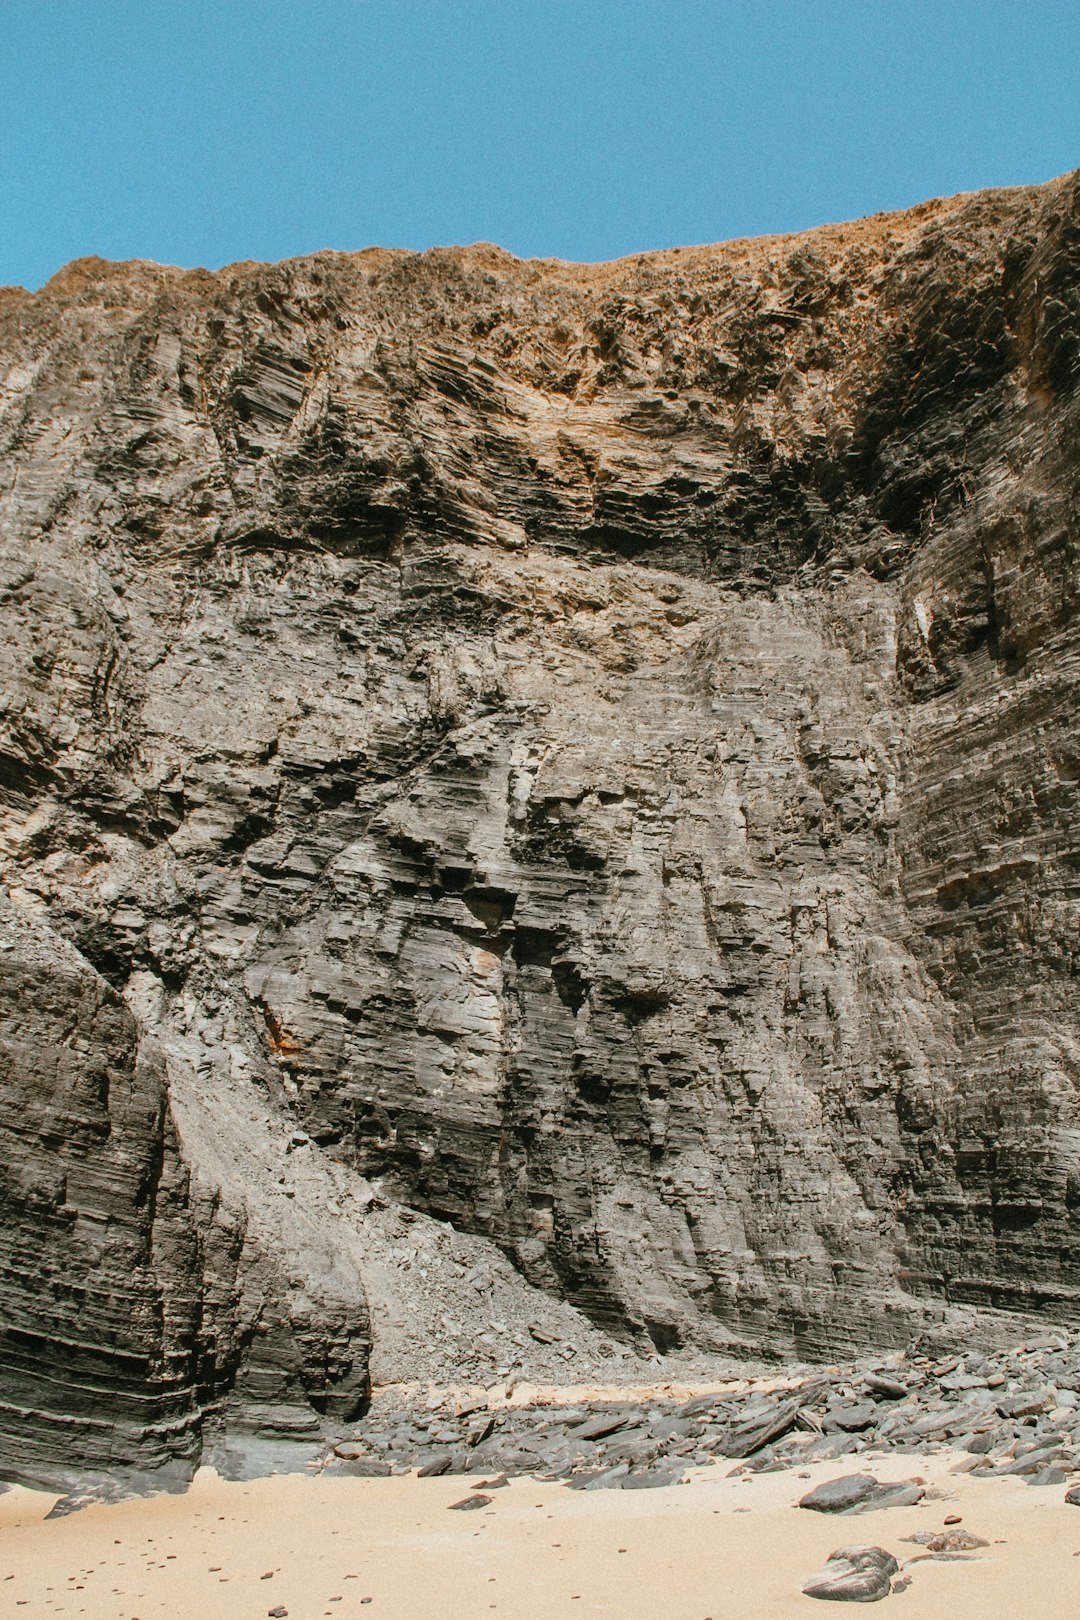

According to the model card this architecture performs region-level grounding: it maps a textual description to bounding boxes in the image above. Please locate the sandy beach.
[2,1447,1079,1620]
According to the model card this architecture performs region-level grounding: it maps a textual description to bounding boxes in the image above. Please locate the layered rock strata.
[0,169,1078,1486]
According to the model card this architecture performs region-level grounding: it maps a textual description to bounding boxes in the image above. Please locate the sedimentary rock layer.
[0,169,1078,1484]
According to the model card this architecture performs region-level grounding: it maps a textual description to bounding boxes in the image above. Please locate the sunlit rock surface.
[1,169,1078,1485]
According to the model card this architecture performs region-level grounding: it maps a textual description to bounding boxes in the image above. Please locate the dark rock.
[448,1493,492,1511]
[799,1475,924,1515]
[962,1428,1009,1455]
[718,1400,800,1458]
[863,1376,909,1402]
[826,1404,878,1434]
[332,1457,391,1477]
[799,1476,885,1514]
[572,1413,632,1442]
[417,1455,453,1477]
[466,1416,495,1447]
[676,1395,721,1418]
[996,1393,1049,1419]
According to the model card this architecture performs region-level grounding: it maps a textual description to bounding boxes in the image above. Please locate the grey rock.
[800,1476,885,1514]
[996,1393,1050,1419]
[718,1400,800,1457]
[800,1474,924,1515]
[448,1492,492,1510]
[862,1376,909,1402]
[802,1546,899,1603]
[572,1413,632,1442]
[330,1457,391,1477]
[827,1404,878,1433]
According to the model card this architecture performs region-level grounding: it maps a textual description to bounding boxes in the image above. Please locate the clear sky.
[2,0,1077,290]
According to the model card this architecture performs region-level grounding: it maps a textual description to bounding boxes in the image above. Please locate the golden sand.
[2,1449,1078,1619]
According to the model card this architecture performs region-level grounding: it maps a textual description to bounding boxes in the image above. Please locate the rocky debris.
[2,171,1080,1488]
[299,1333,1080,1491]
[802,1546,899,1603]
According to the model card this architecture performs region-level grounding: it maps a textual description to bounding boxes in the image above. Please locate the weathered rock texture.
[1,170,1078,1487]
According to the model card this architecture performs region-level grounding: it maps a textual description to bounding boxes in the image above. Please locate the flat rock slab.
[571,1414,631,1442]
[448,1493,492,1511]
[718,1399,800,1458]
[802,1545,899,1603]
[799,1474,924,1515]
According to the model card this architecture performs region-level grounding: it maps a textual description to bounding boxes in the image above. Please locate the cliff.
[1,169,1079,1489]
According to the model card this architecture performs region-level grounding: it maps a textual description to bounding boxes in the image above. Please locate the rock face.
[0,170,1078,1486]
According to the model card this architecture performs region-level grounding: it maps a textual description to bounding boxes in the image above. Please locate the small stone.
[448,1493,492,1510]
[268,1609,288,1619]
[863,1376,909,1402]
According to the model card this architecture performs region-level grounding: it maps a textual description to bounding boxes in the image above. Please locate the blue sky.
[1,0,1077,289]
